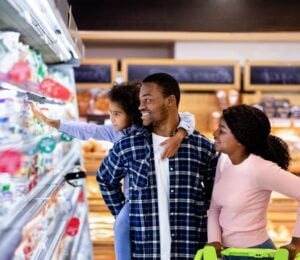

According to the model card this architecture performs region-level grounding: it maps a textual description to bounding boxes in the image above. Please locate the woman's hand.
[281,237,300,260]
[206,241,224,258]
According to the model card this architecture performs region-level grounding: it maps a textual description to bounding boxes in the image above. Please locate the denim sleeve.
[178,112,195,136]
[59,121,122,142]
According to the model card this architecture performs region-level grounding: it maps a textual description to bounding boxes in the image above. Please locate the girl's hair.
[222,104,291,170]
[108,81,142,126]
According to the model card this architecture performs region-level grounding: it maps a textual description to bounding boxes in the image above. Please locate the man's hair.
[108,81,143,126]
[142,72,180,107]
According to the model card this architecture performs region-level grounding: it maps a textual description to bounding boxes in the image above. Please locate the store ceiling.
[69,0,300,32]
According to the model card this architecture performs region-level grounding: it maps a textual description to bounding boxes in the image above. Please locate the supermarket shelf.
[0,75,65,105]
[0,133,63,153]
[0,0,82,63]
[70,205,89,259]
[76,83,112,90]
[35,187,82,260]
[0,142,80,231]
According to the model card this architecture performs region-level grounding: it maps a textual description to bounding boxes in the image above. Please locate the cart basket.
[194,245,300,260]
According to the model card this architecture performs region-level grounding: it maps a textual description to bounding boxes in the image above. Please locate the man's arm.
[96,143,127,217]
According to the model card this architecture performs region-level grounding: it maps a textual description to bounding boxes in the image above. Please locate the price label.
[38,137,56,153]
[60,133,73,142]
[65,217,80,236]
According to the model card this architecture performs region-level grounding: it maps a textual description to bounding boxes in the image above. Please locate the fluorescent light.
[7,0,76,62]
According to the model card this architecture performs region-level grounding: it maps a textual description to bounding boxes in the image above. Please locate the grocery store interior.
[1,0,300,259]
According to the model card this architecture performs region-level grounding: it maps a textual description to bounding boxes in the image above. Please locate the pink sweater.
[208,153,300,247]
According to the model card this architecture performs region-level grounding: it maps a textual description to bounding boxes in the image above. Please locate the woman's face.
[109,101,131,131]
[213,118,241,155]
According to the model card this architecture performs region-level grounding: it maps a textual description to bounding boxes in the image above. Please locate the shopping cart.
[194,245,300,260]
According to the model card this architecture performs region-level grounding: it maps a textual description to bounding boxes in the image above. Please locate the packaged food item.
[93,89,109,114]
[76,90,92,117]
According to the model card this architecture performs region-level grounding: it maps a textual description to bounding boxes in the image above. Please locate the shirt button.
[170,212,174,215]
[171,233,175,237]
[170,167,173,171]
[170,189,174,193]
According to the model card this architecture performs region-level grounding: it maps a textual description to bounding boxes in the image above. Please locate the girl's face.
[213,118,241,155]
[109,101,131,131]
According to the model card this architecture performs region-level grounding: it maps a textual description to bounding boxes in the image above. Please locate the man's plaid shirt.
[97,127,218,259]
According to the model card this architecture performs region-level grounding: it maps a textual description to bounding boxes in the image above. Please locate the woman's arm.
[207,155,223,244]
[254,161,300,257]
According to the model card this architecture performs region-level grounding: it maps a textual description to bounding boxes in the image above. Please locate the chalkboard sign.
[244,61,300,91]
[74,64,112,83]
[122,59,240,90]
[75,59,117,89]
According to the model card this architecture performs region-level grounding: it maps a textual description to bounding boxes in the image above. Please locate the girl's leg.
[114,202,131,260]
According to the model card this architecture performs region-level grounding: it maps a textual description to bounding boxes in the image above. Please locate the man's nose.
[139,102,145,111]
[213,129,218,138]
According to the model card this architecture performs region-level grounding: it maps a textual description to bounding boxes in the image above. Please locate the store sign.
[122,59,240,91]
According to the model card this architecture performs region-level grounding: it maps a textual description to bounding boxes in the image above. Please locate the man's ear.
[166,95,176,107]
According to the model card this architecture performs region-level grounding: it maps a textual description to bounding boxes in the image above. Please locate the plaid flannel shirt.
[97,127,218,259]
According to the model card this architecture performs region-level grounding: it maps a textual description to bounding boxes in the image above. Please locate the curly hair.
[108,81,142,126]
[222,104,291,170]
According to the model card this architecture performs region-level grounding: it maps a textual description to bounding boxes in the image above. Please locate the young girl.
[31,81,195,260]
[207,104,300,260]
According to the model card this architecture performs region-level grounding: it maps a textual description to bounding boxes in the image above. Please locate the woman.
[207,104,300,260]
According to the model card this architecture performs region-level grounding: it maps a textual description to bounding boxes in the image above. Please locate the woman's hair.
[222,104,291,170]
[108,81,142,126]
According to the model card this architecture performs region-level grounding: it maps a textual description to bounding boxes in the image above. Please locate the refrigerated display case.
[0,0,92,259]
[0,65,93,260]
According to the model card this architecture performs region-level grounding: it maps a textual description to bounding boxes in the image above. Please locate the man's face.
[139,82,168,127]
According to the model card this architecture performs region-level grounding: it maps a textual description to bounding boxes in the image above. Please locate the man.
[97,73,218,259]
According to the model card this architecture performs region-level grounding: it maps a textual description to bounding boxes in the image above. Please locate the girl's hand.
[160,128,186,159]
[30,103,60,129]
[206,241,224,258]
